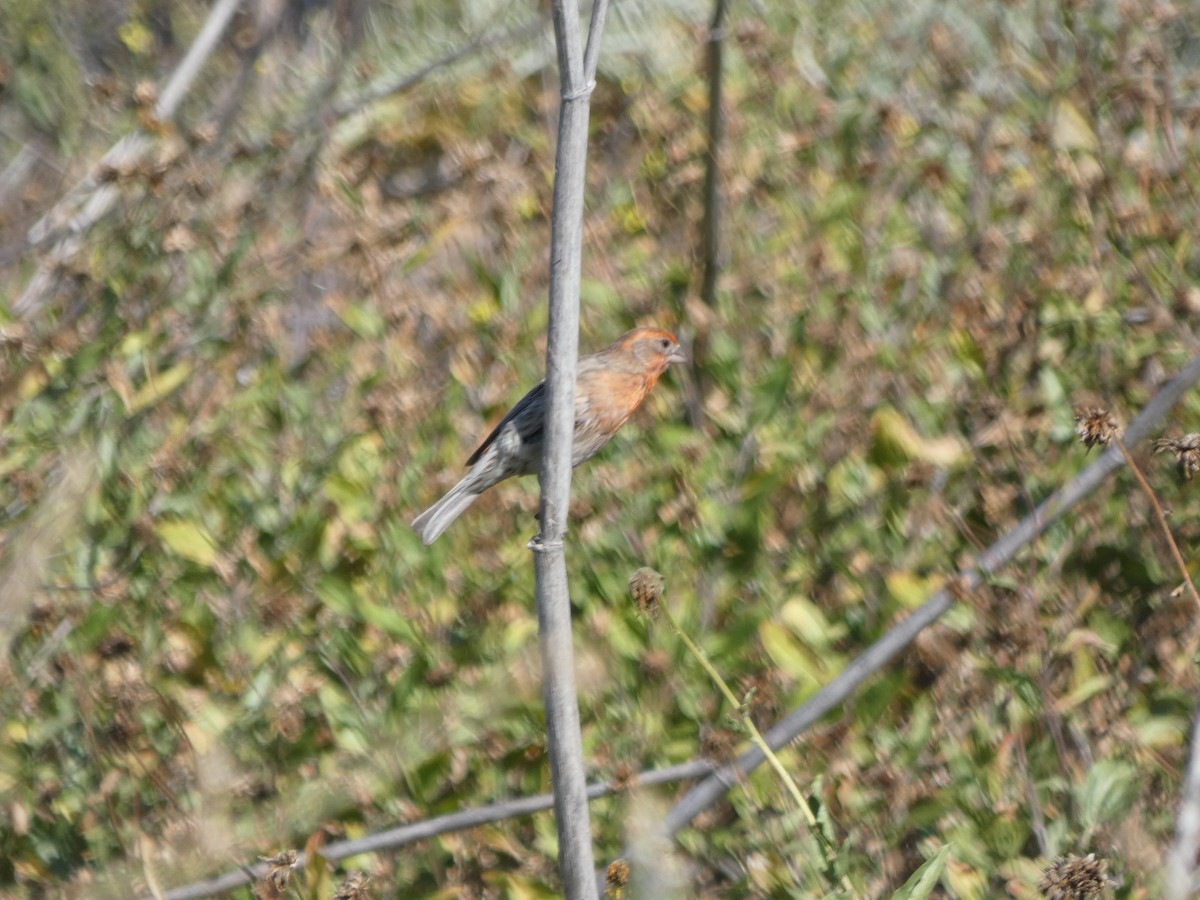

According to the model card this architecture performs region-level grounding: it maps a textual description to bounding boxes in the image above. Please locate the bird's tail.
[412,478,480,545]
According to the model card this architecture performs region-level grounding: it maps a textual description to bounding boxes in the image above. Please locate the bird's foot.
[527,532,566,552]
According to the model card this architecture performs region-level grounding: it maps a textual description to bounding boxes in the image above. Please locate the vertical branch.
[536,2,609,898]
[699,0,729,308]
[1166,702,1200,900]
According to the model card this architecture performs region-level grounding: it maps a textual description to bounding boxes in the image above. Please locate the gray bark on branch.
[536,1,610,898]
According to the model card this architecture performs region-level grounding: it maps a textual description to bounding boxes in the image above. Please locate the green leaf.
[156,519,217,567]
[1078,759,1138,834]
[891,843,951,900]
[759,620,814,682]
[339,304,385,338]
[1134,714,1188,749]
[870,407,966,468]
[780,597,847,646]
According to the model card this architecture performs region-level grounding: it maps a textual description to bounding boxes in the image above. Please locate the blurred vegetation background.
[2,0,1199,895]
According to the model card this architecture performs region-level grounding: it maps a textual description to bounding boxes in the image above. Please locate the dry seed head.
[1154,433,1200,480]
[333,870,371,900]
[639,647,671,679]
[1038,853,1114,899]
[163,224,197,254]
[1074,408,1119,452]
[700,725,738,763]
[189,122,219,145]
[630,567,665,614]
[184,165,213,197]
[610,761,638,791]
[132,80,157,108]
[90,74,119,102]
[258,849,298,894]
[96,163,123,184]
[606,859,630,895]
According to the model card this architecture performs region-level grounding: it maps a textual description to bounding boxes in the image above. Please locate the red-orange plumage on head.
[411,326,686,544]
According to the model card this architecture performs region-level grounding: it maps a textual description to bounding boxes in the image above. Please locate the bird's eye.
[659,339,670,350]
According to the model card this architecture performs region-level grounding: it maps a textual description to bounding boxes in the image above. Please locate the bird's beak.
[669,346,689,365]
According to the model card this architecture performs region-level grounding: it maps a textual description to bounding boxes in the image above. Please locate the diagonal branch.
[16,0,245,320]
[333,19,543,120]
[651,350,1200,840]
[157,760,712,900]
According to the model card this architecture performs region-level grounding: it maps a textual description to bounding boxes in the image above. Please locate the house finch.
[412,326,687,544]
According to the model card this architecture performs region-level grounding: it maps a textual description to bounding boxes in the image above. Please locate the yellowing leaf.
[885,571,944,609]
[156,519,217,567]
[118,20,154,56]
[1052,100,1097,152]
[19,367,49,400]
[1136,716,1188,749]
[1059,673,1112,711]
[760,620,822,684]
[944,858,989,900]
[888,112,920,147]
[120,331,149,356]
[467,295,499,325]
[130,362,192,412]
[871,407,967,467]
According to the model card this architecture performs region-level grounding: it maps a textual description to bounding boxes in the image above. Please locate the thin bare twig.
[156,761,712,900]
[1115,435,1200,611]
[657,591,852,894]
[334,19,542,119]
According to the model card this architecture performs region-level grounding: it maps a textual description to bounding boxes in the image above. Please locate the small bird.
[412,326,687,545]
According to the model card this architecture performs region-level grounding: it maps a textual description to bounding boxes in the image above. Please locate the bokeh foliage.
[2,0,1199,895]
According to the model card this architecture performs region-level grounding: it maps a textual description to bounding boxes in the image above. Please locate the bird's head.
[619,327,688,375]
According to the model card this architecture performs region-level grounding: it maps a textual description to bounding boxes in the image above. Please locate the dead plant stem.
[1115,436,1200,612]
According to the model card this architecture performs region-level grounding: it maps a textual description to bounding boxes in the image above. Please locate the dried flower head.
[610,761,638,792]
[163,224,197,254]
[333,870,371,900]
[96,163,123,184]
[1075,408,1119,452]
[258,849,298,895]
[1038,853,1114,899]
[132,80,158,109]
[606,859,630,896]
[740,671,782,728]
[629,567,664,615]
[1154,433,1200,480]
[639,647,671,679]
[97,632,135,658]
[700,725,738,763]
[189,122,219,146]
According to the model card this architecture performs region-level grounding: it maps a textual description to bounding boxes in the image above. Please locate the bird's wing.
[465,381,546,466]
